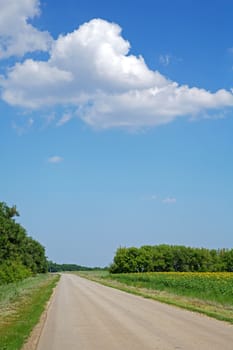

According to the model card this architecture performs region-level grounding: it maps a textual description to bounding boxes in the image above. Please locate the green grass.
[106,272,233,305]
[0,273,60,350]
[76,271,233,324]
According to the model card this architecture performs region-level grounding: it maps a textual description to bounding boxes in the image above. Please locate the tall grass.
[0,274,59,350]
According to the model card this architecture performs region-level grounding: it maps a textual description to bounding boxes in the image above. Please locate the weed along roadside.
[0,273,60,350]
[76,271,233,324]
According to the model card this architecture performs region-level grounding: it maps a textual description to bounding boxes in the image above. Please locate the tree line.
[0,202,48,285]
[47,261,98,272]
[109,245,233,273]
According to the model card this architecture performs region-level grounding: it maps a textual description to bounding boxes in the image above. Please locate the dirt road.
[36,274,233,350]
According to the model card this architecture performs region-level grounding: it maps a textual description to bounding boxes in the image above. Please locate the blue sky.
[1,0,233,266]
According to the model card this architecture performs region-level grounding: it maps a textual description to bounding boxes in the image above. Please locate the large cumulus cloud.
[0,0,52,58]
[1,3,233,129]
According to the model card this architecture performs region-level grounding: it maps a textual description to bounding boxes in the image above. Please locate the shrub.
[0,260,31,285]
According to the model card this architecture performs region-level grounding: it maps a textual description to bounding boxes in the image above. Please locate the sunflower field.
[106,272,233,305]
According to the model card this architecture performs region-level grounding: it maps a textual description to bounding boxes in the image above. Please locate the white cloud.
[48,156,63,164]
[0,0,52,58]
[1,15,233,129]
[1,59,73,108]
[162,197,177,204]
[159,54,182,67]
[159,54,171,66]
[56,113,73,127]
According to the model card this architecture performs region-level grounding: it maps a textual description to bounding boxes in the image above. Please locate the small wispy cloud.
[56,113,72,127]
[159,54,171,66]
[141,194,177,204]
[48,156,63,164]
[12,117,34,135]
[162,197,177,204]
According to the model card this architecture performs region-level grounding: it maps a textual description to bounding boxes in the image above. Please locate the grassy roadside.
[76,271,233,324]
[0,273,60,350]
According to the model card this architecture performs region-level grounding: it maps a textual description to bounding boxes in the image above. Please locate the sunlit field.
[106,272,233,306]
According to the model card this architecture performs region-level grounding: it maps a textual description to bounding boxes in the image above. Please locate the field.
[107,272,233,305]
[77,271,233,323]
[0,273,59,350]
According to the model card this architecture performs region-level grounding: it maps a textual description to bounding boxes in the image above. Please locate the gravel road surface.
[36,274,233,350]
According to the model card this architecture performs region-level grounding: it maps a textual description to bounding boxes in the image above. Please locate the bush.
[0,260,32,285]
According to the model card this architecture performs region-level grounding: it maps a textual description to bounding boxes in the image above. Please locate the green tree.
[110,244,233,273]
[0,201,48,284]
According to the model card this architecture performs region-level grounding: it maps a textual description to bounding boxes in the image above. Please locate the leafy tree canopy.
[0,201,48,285]
[110,245,233,273]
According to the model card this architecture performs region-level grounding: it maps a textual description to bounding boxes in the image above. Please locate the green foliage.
[106,272,233,306]
[110,244,233,273]
[47,261,101,272]
[22,237,48,274]
[0,202,19,220]
[0,201,48,285]
[0,260,31,285]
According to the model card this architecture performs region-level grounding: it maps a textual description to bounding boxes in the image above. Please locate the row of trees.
[0,202,48,284]
[47,261,96,272]
[110,245,233,273]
